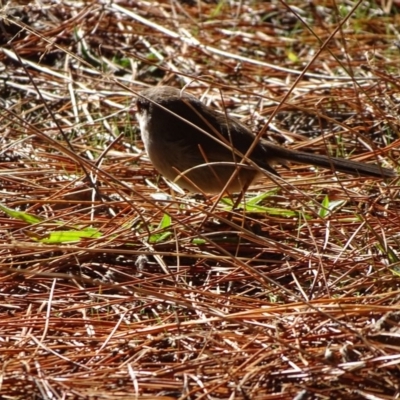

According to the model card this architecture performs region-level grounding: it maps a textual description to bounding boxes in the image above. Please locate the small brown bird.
[136,86,396,193]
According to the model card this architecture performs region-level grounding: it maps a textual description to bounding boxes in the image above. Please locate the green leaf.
[0,202,103,243]
[27,228,102,244]
[287,50,299,63]
[210,0,226,18]
[159,213,172,230]
[319,195,330,218]
[0,203,43,224]
[318,196,346,218]
[244,190,278,206]
[192,238,207,245]
[220,192,308,218]
[149,214,172,243]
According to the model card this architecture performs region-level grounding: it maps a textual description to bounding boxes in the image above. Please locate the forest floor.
[1,0,400,399]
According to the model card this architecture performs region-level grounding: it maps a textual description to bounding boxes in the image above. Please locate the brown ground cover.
[0,0,399,398]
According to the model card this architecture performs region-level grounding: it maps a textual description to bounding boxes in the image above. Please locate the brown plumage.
[136,86,396,193]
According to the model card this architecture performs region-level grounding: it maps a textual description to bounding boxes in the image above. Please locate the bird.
[135,86,396,193]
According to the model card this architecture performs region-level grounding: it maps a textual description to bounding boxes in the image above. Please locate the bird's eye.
[136,98,149,113]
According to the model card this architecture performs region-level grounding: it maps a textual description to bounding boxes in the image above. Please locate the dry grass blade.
[0,0,399,399]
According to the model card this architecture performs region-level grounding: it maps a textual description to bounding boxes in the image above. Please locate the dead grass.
[0,0,400,399]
